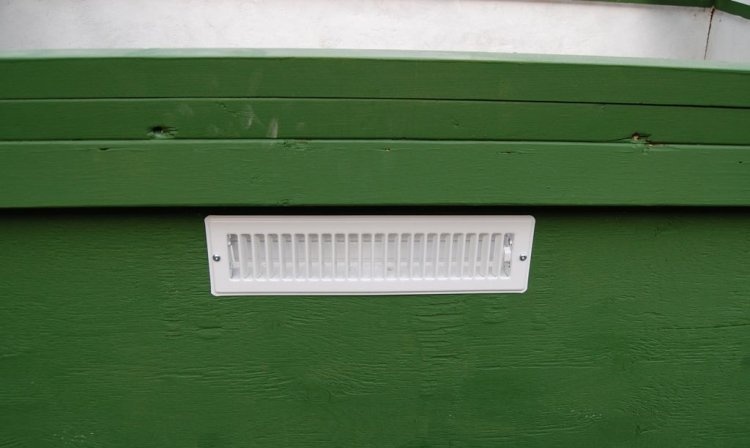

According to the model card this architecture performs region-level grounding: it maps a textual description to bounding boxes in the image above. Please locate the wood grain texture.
[0,209,748,447]
[1,50,749,107]
[0,140,748,208]
[2,98,749,145]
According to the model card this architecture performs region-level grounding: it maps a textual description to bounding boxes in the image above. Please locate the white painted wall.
[0,0,714,59]
[705,11,750,62]
[0,0,746,62]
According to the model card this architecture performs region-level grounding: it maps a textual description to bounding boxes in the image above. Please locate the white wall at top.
[0,0,714,60]
[705,11,750,62]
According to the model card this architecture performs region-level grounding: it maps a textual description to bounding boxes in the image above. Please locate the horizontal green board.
[2,50,749,107]
[716,0,750,19]
[3,98,749,144]
[594,0,749,16]
[587,0,712,5]
[1,210,749,446]
[1,140,748,208]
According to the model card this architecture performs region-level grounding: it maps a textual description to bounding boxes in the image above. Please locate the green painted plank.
[1,210,749,447]
[590,0,750,13]
[716,0,750,19]
[2,98,750,145]
[586,0,713,5]
[1,50,749,107]
[1,140,747,208]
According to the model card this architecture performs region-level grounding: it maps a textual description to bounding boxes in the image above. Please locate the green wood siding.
[2,50,749,107]
[1,140,748,208]
[2,98,749,144]
[1,51,749,208]
[591,0,713,6]
[715,0,750,19]
[1,209,749,447]
[1,50,749,446]
[586,0,749,17]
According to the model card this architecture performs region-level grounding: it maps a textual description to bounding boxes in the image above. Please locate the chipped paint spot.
[244,106,257,129]
[267,118,279,138]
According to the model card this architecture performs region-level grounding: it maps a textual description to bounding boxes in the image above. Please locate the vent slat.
[470,234,475,278]
[434,234,441,279]
[408,233,415,279]
[238,234,248,280]
[385,234,390,279]
[331,234,336,279]
[308,234,313,279]
[482,233,491,277]
[459,234,466,279]
[267,234,273,279]
[447,233,454,279]
[344,233,350,280]
[251,234,258,279]
[489,233,502,276]
[291,234,297,279]
[317,234,323,279]
[278,234,285,280]
[370,234,375,279]
[395,234,401,278]
[502,233,513,278]
[357,233,365,280]
[419,234,425,279]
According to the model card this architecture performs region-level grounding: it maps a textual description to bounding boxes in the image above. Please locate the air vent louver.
[205,216,534,296]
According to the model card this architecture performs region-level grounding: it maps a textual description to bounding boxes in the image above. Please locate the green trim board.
[586,0,750,17]
[1,50,749,107]
[2,98,749,145]
[1,140,747,208]
[1,209,749,447]
[592,0,712,5]
[715,0,750,19]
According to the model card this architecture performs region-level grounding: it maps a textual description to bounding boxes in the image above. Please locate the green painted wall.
[1,51,749,446]
[1,209,749,447]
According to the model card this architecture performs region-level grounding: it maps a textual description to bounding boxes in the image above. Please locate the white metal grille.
[226,232,515,281]
[206,216,534,295]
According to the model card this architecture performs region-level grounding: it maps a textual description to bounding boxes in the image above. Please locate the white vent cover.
[205,215,535,296]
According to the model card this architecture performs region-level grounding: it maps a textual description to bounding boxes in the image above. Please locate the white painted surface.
[0,0,714,60]
[705,11,750,62]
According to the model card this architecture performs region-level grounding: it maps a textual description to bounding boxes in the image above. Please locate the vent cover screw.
[519,254,528,261]
[212,254,221,262]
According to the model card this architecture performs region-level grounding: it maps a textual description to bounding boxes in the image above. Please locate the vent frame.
[205,215,535,296]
